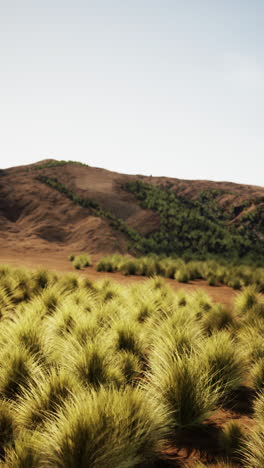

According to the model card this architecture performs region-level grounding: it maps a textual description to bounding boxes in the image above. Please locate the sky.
[0,0,263,186]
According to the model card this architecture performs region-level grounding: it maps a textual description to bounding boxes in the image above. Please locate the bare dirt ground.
[0,249,237,307]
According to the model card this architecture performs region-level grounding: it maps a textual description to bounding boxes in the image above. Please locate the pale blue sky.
[0,1,262,185]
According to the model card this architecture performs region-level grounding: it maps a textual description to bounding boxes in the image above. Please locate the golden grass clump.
[0,345,41,400]
[15,369,81,430]
[41,387,170,468]
[70,252,92,270]
[66,341,122,389]
[235,285,262,314]
[201,304,235,335]
[202,331,245,400]
[148,351,221,429]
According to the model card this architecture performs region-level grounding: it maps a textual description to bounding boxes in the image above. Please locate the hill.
[0,159,263,262]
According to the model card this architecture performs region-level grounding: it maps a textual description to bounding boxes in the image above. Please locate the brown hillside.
[0,159,263,256]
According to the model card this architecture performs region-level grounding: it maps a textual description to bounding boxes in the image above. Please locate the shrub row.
[96,254,264,291]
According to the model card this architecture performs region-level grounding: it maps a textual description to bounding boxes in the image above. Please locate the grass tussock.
[41,387,170,468]
[0,345,41,400]
[148,351,220,429]
[15,369,81,430]
[202,332,245,400]
[69,252,92,270]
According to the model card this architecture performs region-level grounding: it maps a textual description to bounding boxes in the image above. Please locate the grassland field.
[0,260,264,467]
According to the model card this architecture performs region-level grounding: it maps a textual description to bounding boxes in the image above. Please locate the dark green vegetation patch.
[123,180,264,261]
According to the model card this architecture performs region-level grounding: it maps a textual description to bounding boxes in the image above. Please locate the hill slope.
[0,159,263,261]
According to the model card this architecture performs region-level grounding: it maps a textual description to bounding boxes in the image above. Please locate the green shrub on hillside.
[123,180,264,260]
[37,173,264,261]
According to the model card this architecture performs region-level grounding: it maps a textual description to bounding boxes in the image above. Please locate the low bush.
[67,341,121,389]
[238,319,264,363]
[150,312,202,358]
[112,320,146,360]
[117,350,143,385]
[95,254,263,293]
[73,258,81,270]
